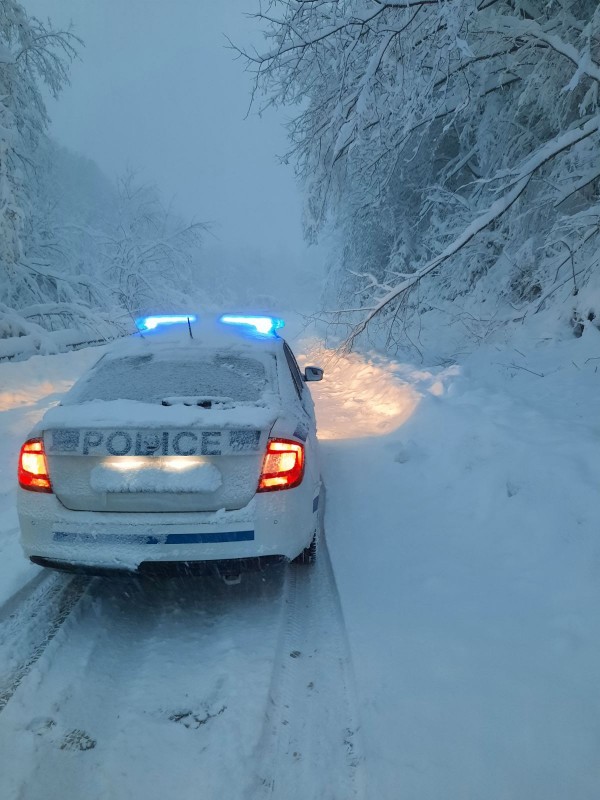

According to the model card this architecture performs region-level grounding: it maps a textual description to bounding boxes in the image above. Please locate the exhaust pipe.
[215,566,242,586]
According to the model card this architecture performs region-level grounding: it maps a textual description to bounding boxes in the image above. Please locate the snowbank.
[318,328,600,800]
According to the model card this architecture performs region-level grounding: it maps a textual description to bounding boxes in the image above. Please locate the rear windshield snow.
[65,352,271,404]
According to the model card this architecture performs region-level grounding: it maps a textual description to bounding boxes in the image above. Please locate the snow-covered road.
[1,331,599,799]
[0,550,360,800]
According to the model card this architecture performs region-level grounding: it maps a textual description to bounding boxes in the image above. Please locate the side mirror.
[304,366,324,382]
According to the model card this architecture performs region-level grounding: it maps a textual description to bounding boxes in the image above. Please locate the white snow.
[296,341,421,440]
[37,398,279,432]
[0,327,599,798]
[308,326,600,800]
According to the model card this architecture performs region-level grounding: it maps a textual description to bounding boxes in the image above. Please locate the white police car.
[17,315,324,577]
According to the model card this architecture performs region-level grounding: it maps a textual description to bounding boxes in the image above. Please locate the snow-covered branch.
[491,16,600,87]
[343,112,600,343]
[247,0,600,350]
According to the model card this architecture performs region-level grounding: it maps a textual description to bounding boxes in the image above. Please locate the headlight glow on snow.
[219,315,285,336]
[136,314,197,332]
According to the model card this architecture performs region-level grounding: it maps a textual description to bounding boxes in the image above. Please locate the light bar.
[136,314,197,332]
[219,315,285,336]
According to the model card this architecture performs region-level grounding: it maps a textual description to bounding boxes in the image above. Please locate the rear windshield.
[65,351,271,404]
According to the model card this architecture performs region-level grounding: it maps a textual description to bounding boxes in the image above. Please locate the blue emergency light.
[136,314,197,332]
[219,315,285,336]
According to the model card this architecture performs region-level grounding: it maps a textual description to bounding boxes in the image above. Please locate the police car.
[17,315,324,577]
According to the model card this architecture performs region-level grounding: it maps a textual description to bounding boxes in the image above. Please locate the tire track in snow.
[0,572,90,713]
[0,555,364,800]
[0,570,289,800]
[247,539,365,800]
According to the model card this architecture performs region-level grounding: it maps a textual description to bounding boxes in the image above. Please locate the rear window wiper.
[161,396,235,408]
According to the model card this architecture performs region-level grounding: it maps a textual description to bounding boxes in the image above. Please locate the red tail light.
[18,438,53,493]
[258,439,305,492]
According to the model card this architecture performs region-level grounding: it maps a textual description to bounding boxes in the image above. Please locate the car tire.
[292,531,317,565]
[293,482,325,566]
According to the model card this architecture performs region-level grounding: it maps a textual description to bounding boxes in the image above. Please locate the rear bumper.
[30,554,285,576]
[18,486,318,571]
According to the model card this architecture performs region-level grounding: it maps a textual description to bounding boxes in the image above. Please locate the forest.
[1,0,599,359]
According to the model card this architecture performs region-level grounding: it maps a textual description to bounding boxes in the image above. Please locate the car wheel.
[293,483,325,566]
[293,530,318,565]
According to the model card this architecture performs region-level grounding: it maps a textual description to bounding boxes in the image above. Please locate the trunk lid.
[44,426,271,512]
[40,344,281,513]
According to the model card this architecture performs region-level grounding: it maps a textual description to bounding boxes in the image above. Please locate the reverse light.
[136,314,197,332]
[18,438,52,493]
[258,439,304,492]
[220,315,285,336]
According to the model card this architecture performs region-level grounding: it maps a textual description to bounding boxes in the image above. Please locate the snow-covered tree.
[245,0,600,351]
[26,153,208,335]
[0,0,79,337]
[96,171,207,318]
[0,3,208,352]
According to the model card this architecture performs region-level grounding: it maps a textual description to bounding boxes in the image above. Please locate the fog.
[25,0,324,309]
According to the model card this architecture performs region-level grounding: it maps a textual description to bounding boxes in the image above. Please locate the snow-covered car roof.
[103,321,286,359]
[33,325,287,433]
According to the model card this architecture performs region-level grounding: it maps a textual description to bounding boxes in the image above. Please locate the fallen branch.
[344,114,600,348]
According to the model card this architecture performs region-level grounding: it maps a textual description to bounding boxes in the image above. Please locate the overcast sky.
[25,0,323,306]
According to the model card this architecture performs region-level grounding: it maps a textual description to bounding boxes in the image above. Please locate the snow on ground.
[308,326,600,800]
[296,342,421,440]
[0,326,599,798]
